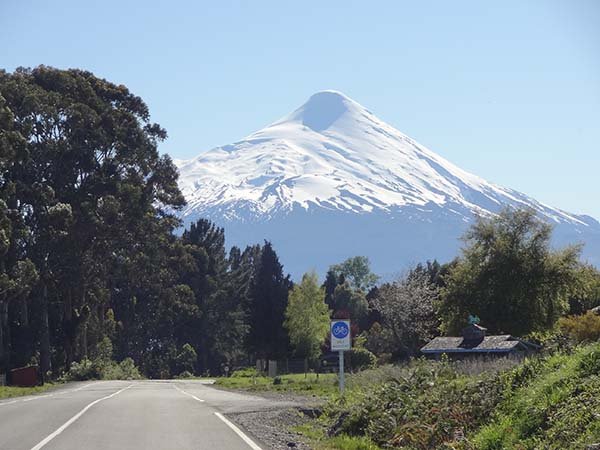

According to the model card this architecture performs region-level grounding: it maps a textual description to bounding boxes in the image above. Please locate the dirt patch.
[222,390,325,449]
[229,408,313,450]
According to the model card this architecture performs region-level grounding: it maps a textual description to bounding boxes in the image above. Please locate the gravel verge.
[219,389,325,450]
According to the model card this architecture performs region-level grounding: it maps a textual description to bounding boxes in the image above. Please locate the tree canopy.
[439,208,581,336]
[285,271,330,361]
[0,66,295,379]
[1,66,595,382]
[330,256,379,291]
[372,268,439,357]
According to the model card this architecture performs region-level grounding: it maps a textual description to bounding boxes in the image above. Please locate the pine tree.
[323,269,340,310]
[247,241,292,360]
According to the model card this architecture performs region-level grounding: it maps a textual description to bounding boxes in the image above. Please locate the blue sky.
[2,0,599,218]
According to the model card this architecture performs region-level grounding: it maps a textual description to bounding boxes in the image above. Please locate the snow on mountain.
[176,91,600,277]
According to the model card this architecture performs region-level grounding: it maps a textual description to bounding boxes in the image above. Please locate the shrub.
[64,358,96,381]
[451,355,522,376]
[558,311,600,343]
[176,370,194,379]
[175,343,197,374]
[273,376,282,385]
[578,347,600,377]
[117,358,142,380]
[347,348,377,371]
[324,435,380,450]
[62,357,142,381]
[230,367,258,378]
[329,359,505,448]
[473,343,600,449]
[319,342,600,448]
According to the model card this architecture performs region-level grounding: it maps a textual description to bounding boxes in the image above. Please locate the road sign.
[331,320,351,351]
[331,320,351,393]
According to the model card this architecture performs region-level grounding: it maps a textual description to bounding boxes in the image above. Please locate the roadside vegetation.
[1,66,599,448]
[216,209,600,449]
[0,383,57,400]
[215,369,338,397]
[279,343,599,450]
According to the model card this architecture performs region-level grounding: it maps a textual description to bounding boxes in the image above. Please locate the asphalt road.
[0,380,297,450]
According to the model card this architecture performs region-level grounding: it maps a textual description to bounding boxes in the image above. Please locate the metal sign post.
[330,320,351,394]
[338,350,345,392]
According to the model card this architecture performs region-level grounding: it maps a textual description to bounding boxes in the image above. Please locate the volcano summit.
[176,91,600,277]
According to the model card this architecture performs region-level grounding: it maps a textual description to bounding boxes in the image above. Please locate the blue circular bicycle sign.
[332,321,350,339]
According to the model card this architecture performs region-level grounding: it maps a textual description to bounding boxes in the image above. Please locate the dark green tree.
[0,66,184,376]
[180,219,249,374]
[331,281,368,322]
[323,269,342,310]
[440,208,581,335]
[247,241,292,360]
[566,263,600,315]
[330,256,379,291]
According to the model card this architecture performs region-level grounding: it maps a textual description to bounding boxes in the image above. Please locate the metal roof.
[420,335,528,354]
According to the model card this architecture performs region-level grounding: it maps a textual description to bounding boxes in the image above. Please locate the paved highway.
[0,380,296,450]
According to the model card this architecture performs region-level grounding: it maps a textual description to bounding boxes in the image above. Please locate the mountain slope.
[176,91,600,277]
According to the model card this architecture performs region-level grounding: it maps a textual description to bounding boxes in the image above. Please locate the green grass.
[473,343,600,450]
[218,351,600,449]
[215,372,339,397]
[316,435,381,450]
[296,345,600,449]
[292,421,381,450]
[0,383,59,400]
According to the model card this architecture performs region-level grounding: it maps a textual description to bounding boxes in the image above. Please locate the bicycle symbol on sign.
[332,321,349,339]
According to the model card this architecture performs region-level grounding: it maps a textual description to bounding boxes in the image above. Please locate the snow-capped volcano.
[176,91,600,276]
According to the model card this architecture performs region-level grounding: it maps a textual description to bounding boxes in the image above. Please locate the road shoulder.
[209,386,324,450]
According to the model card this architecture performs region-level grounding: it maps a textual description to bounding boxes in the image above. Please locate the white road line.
[72,382,95,392]
[173,384,205,402]
[214,412,263,450]
[29,384,132,450]
[0,400,17,406]
[0,382,98,407]
[173,384,261,449]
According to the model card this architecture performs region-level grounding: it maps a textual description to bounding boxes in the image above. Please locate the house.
[420,323,540,359]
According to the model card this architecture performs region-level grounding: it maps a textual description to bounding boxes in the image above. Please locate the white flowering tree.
[372,269,439,357]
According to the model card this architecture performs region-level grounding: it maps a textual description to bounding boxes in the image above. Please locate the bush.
[230,367,258,378]
[578,347,600,377]
[175,343,197,374]
[273,376,282,385]
[117,358,142,380]
[175,370,194,379]
[64,358,96,381]
[473,343,600,449]
[451,355,522,376]
[62,357,142,381]
[558,311,600,343]
[328,358,505,448]
[347,348,377,371]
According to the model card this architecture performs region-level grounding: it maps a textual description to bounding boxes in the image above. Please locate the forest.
[1,66,600,383]
[0,66,295,379]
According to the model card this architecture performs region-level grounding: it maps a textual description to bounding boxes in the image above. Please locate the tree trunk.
[0,303,4,367]
[81,324,88,359]
[200,335,208,375]
[20,301,29,327]
[0,301,9,377]
[39,283,51,376]
[64,288,73,370]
